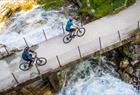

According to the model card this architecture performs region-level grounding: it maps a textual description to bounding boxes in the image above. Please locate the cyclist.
[22,47,34,67]
[65,17,78,37]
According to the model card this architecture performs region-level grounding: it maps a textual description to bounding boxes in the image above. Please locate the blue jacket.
[65,20,72,31]
[22,50,32,60]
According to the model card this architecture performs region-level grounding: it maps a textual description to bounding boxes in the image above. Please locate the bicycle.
[63,26,86,44]
[19,53,47,71]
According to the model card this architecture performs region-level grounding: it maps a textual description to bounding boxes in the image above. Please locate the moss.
[113,0,125,9]
[37,0,62,10]
[126,0,136,6]
[94,3,112,18]
[79,7,93,16]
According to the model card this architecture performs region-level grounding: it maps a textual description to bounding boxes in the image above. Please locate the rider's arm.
[72,23,79,28]
[29,50,34,53]
[29,49,36,53]
[72,21,79,28]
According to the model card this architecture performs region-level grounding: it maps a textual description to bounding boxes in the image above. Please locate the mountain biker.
[22,47,34,67]
[65,17,78,37]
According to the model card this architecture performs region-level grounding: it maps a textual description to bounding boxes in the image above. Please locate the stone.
[122,72,131,82]
[119,60,129,69]
[43,90,52,95]
[134,34,140,44]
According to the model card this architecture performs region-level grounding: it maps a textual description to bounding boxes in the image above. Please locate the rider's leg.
[70,28,76,36]
[27,59,33,67]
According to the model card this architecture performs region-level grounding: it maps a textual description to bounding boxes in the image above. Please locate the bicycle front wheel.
[36,57,47,66]
[19,62,30,71]
[77,28,86,37]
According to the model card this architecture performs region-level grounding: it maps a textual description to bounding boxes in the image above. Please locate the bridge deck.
[0,0,140,93]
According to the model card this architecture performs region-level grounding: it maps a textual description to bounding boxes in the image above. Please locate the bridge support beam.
[99,37,102,50]
[62,22,65,35]
[23,37,29,47]
[43,29,48,41]
[56,56,62,67]
[138,21,139,30]
[45,72,60,92]
[3,45,9,55]
[78,46,82,58]
[118,30,121,42]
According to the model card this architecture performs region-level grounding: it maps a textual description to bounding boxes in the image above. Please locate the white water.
[0,6,66,49]
[58,60,140,95]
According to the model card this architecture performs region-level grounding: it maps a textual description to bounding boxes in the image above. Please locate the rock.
[134,45,140,53]
[43,90,53,95]
[119,60,129,69]
[125,66,134,75]
[135,69,140,78]
[128,78,133,84]
[20,87,34,95]
[121,72,131,82]
[134,33,140,44]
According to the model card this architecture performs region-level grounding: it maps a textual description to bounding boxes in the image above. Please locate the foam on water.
[58,60,140,95]
[0,6,67,49]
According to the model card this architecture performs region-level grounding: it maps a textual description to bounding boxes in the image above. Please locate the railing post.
[117,30,121,42]
[137,21,139,30]
[61,22,65,35]
[43,29,48,41]
[23,37,29,47]
[11,73,19,85]
[80,16,83,27]
[99,37,102,49]
[3,45,9,55]
[35,64,41,75]
[78,46,82,58]
[56,56,62,67]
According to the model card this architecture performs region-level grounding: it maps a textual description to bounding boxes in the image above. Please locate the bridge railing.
[0,20,140,93]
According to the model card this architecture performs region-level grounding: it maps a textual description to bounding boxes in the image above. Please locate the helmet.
[69,16,73,21]
[24,47,29,51]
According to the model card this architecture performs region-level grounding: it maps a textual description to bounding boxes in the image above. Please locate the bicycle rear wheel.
[77,28,86,37]
[19,62,30,71]
[63,34,72,44]
[36,57,47,66]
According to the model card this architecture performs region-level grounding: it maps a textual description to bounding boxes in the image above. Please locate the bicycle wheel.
[19,62,30,71]
[63,34,72,44]
[36,57,47,66]
[77,28,86,37]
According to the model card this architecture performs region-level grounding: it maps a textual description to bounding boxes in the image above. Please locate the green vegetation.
[36,0,135,20]
[79,0,136,19]
[36,0,62,10]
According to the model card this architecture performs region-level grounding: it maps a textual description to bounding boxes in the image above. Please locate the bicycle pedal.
[72,35,76,38]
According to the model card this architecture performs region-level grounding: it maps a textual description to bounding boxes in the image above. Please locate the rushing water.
[0,6,66,49]
[57,58,140,95]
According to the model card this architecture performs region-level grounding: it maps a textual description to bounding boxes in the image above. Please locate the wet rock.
[125,66,134,75]
[43,90,52,95]
[119,60,129,69]
[134,33,140,44]
[135,69,140,78]
[121,72,131,82]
